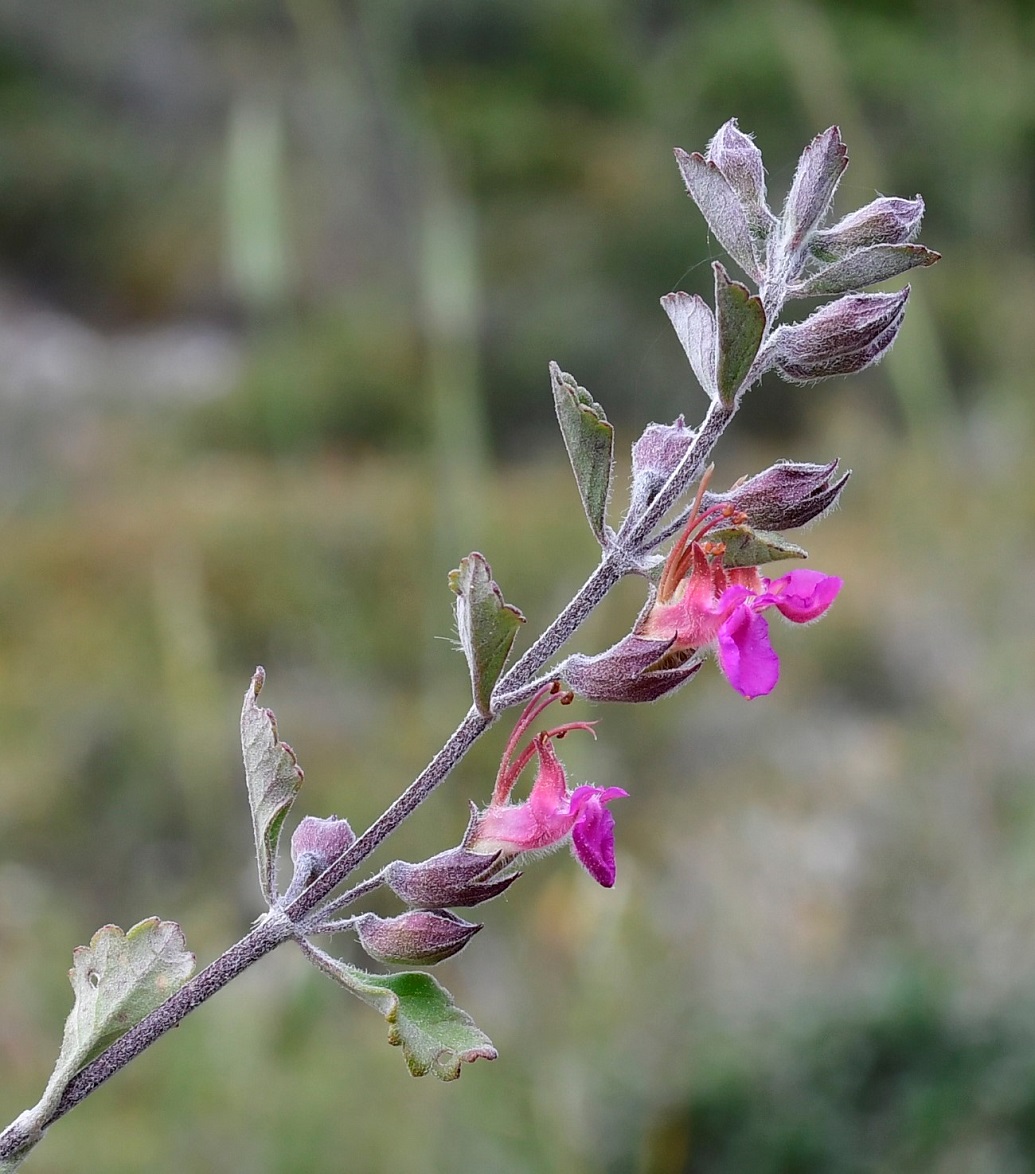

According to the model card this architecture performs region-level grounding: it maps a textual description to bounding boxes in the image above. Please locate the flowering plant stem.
[0,386,738,1166]
[2,120,937,1169]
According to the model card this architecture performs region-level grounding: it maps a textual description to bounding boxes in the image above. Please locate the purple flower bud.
[354,910,481,967]
[290,815,356,872]
[384,848,520,909]
[812,196,925,258]
[781,126,849,258]
[564,633,702,703]
[766,288,909,383]
[700,460,850,531]
[630,418,697,508]
[706,119,777,251]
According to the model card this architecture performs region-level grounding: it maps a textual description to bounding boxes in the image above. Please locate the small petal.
[716,606,779,699]
[761,570,843,623]
[569,787,628,888]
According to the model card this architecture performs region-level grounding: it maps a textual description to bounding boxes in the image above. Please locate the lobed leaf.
[549,362,614,543]
[241,667,305,906]
[449,554,525,716]
[713,262,766,405]
[310,955,497,1081]
[26,919,194,1134]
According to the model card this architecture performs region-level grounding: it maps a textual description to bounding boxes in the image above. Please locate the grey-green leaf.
[23,919,194,1142]
[711,525,808,567]
[549,362,614,543]
[309,954,497,1080]
[790,243,940,297]
[449,554,525,715]
[241,667,304,906]
[713,262,766,406]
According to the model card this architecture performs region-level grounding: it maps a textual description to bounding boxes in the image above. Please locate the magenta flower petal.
[569,787,628,887]
[716,605,779,698]
[763,570,843,622]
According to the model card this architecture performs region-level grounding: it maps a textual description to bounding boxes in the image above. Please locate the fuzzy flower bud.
[290,815,356,872]
[283,815,357,900]
[354,910,481,966]
[630,417,697,510]
[706,118,777,248]
[563,633,702,704]
[812,196,925,258]
[700,460,850,531]
[767,288,909,383]
[384,847,520,909]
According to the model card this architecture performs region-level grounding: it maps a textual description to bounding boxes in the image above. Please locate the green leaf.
[241,667,304,905]
[711,525,808,568]
[308,952,497,1080]
[22,919,194,1141]
[792,243,940,297]
[449,554,525,716]
[713,262,765,407]
[549,361,614,543]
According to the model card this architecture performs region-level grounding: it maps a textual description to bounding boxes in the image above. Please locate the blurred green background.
[1,0,1034,1170]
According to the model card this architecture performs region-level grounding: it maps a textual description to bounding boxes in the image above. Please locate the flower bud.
[630,418,697,509]
[701,460,850,531]
[290,815,356,872]
[706,119,776,245]
[384,848,520,909]
[354,910,481,966]
[564,633,702,703]
[767,288,909,383]
[812,195,925,258]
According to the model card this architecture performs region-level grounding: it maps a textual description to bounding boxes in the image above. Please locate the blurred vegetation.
[1,0,1035,1170]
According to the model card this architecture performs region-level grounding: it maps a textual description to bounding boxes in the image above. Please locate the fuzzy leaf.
[660,292,718,401]
[713,262,766,405]
[791,243,940,298]
[710,526,808,568]
[549,362,614,543]
[24,919,194,1135]
[673,148,759,279]
[449,554,525,715]
[241,667,305,906]
[314,957,497,1080]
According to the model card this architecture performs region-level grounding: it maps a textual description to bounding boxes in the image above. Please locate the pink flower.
[466,685,628,887]
[639,486,842,699]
